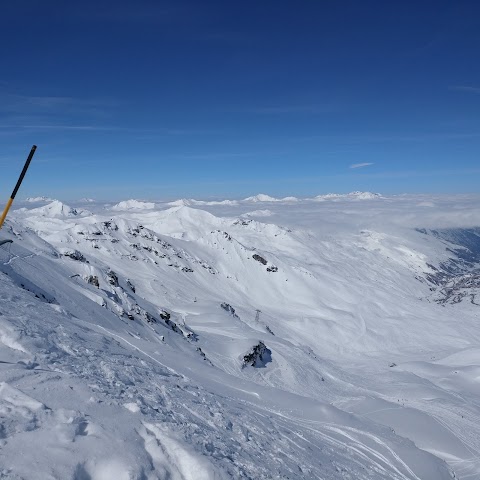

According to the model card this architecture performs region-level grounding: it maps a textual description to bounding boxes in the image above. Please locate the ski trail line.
[95,324,182,378]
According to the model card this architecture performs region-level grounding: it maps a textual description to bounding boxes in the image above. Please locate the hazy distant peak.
[243,194,280,202]
[313,191,382,201]
[168,198,240,206]
[111,199,156,210]
[167,199,192,207]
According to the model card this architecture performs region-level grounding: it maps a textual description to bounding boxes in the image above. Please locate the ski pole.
[0,145,37,230]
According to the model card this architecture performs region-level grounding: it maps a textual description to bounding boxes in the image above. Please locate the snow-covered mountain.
[242,193,280,202]
[24,200,87,218]
[242,194,299,203]
[111,199,156,211]
[168,198,239,207]
[1,194,480,479]
[312,191,382,201]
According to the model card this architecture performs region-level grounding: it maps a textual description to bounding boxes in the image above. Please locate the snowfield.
[1,193,480,479]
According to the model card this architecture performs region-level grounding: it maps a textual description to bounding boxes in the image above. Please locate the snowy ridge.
[312,191,382,201]
[167,192,380,206]
[242,194,299,203]
[243,193,280,202]
[168,198,239,207]
[111,199,156,210]
[23,200,89,217]
[2,194,480,478]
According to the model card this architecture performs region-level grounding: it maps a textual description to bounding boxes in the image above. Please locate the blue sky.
[0,0,479,201]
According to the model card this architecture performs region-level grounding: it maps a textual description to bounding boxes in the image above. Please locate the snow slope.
[2,194,480,479]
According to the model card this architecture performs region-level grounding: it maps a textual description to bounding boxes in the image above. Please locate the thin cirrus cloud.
[0,93,120,127]
[449,85,480,94]
[1,93,118,112]
[349,162,374,169]
[237,104,336,115]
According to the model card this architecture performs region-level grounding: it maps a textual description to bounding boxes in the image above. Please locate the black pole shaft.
[11,145,37,199]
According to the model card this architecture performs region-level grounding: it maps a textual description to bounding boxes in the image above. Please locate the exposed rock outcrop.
[221,303,239,318]
[62,249,87,262]
[242,341,272,368]
[86,275,99,288]
[126,279,136,293]
[106,269,119,287]
[252,254,267,265]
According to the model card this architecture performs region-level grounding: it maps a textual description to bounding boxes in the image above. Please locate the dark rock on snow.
[242,341,272,368]
[106,269,119,287]
[86,275,100,288]
[63,250,87,263]
[252,254,268,265]
[221,303,239,318]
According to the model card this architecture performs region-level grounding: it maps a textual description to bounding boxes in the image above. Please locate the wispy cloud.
[288,132,480,145]
[0,92,119,113]
[0,92,124,139]
[0,124,127,134]
[450,85,480,94]
[237,105,335,115]
[169,150,289,161]
[350,162,374,169]
[2,124,111,131]
[0,124,222,138]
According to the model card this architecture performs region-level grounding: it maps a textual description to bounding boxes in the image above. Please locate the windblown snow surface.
[1,193,480,479]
